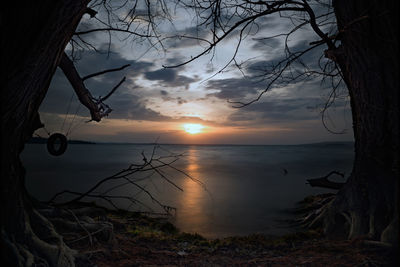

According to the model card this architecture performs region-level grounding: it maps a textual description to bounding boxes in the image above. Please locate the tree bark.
[1,1,90,265]
[324,0,399,245]
[59,52,102,122]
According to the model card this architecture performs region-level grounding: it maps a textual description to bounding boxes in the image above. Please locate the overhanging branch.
[59,53,102,122]
[101,77,126,102]
[82,64,130,81]
[59,53,127,122]
[75,28,155,38]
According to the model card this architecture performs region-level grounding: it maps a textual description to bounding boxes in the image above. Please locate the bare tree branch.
[164,4,306,68]
[46,145,198,214]
[75,27,156,38]
[100,76,126,102]
[59,52,128,122]
[59,52,103,122]
[82,64,130,81]
[163,0,345,129]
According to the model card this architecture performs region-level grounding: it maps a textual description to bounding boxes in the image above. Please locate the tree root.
[1,202,119,266]
[2,207,77,266]
[37,205,116,248]
[296,188,398,251]
[3,145,195,266]
[293,193,336,229]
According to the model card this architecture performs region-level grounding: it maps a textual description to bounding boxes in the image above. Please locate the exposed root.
[293,193,336,229]
[1,201,121,266]
[3,145,199,266]
[37,205,116,248]
[296,185,398,253]
[361,240,393,249]
[2,207,77,266]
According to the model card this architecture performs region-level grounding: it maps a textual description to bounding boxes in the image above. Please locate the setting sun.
[183,123,204,134]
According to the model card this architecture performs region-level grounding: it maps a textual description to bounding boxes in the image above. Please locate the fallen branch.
[306,171,345,190]
[47,145,196,215]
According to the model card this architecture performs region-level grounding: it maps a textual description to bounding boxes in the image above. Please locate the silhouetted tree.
[1,1,171,265]
[168,0,399,246]
[0,0,398,266]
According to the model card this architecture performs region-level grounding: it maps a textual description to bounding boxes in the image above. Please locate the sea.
[21,142,354,238]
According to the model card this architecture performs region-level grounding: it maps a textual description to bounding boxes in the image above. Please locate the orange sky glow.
[37,6,354,145]
[54,115,320,145]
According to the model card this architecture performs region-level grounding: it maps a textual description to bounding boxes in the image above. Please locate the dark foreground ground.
[61,206,397,267]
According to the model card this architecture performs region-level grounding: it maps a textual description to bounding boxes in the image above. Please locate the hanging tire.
[47,133,68,156]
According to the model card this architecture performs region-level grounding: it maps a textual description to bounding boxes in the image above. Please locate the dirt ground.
[66,210,397,267]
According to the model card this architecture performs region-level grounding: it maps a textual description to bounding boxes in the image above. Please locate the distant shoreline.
[92,141,354,147]
[27,137,353,147]
[27,137,96,145]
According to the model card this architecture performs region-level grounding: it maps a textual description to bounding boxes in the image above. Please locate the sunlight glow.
[183,123,204,134]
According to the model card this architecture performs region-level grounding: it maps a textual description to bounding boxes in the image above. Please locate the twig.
[82,64,130,81]
[67,209,93,246]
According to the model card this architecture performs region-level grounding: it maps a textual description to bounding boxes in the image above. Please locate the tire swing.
[47,133,68,156]
[44,93,81,157]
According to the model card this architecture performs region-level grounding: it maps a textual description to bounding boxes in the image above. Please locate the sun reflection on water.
[176,148,209,232]
[182,148,201,208]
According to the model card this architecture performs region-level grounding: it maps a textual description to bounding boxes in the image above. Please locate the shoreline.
[48,198,395,266]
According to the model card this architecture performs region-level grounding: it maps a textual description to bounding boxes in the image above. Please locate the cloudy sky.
[38,1,353,145]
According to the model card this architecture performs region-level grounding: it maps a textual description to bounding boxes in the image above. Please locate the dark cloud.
[246,39,327,78]
[251,38,281,52]
[227,99,314,125]
[166,26,211,49]
[239,98,321,121]
[144,68,199,89]
[164,56,184,66]
[38,47,210,127]
[39,49,170,124]
[203,38,331,106]
[205,78,261,100]
[101,89,168,121]
[177,97,187,105]
[73,48,154,79]
[159,93,188,105]
[145,68,176,82]
[227,96,351,130]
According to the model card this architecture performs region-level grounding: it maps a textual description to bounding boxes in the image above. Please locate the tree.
[167,0,398,245]
[0,0,398,266]
[1,1,171,265]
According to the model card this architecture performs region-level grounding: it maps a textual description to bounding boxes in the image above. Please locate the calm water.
[21,143,354,238]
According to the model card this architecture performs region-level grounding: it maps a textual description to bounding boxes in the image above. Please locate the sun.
[183,123,204,134]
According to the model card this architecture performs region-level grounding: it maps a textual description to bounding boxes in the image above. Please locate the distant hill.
[301,141,354,146]
[27,136,96,145]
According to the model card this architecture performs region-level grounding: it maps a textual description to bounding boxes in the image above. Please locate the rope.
[67,116,88,137]
[61,93,74,133]
[66,104,81,137]
[43,126,51,136]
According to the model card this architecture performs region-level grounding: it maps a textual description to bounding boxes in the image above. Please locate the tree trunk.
[324,0,399,245]
[1,1,90,265]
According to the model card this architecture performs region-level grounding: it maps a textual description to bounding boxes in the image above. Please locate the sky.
[37,1,354,145]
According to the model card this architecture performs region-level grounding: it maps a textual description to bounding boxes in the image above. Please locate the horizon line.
[28,136,354,146]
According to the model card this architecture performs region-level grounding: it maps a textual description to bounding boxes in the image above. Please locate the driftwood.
[306,171,345,190]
